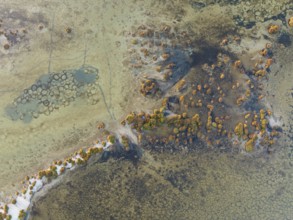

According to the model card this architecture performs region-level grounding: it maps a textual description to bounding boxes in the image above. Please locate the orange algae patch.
[267,24,279,34]
[288,17,293,27]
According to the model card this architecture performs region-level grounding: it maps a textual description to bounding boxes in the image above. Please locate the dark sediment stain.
[277,32,291,47]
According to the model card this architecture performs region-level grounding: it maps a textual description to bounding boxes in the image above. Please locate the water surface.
[0,0,292,219]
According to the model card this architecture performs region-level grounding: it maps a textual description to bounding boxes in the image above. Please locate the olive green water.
[0,0,292,219]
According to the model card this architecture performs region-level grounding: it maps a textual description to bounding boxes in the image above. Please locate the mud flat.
[0,0,154,199]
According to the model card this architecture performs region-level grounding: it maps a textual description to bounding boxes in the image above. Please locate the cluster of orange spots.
[220,38,228,46]
[233,109,279,152]
[155,65,162,72]
[255,69,266,77]
[234,60,241,68]
[258,94,265,100]
[259,48,268,56]
[205,108,225,134]
[265,58,273,69]
[161,53,170,60]
[219,35,241,46]
[179,95,185,103]
[236,96,246,105]
[268,24,279,34]
[175,79,186,92]
[288,17,293,27]
[253,43,274,77]
[231,82,240,89]
[97,122,105,129]
[166,62,176,69]
[140,79,160,96]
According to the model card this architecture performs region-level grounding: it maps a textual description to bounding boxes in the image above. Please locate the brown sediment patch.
[121,33,281,153]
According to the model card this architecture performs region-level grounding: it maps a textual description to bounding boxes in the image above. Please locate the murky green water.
[0,0,292,219]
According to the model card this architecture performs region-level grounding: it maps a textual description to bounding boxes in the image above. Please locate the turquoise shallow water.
[0,0,292,220]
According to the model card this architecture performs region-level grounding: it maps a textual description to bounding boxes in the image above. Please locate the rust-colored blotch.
[288,17,293,27]
[268,24,279,34]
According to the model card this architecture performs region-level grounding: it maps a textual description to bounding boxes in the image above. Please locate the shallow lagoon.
[0,0,292,219]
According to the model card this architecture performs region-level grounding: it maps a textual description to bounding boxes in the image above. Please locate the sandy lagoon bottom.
[28,138,293,220]
[0,0,292,219]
